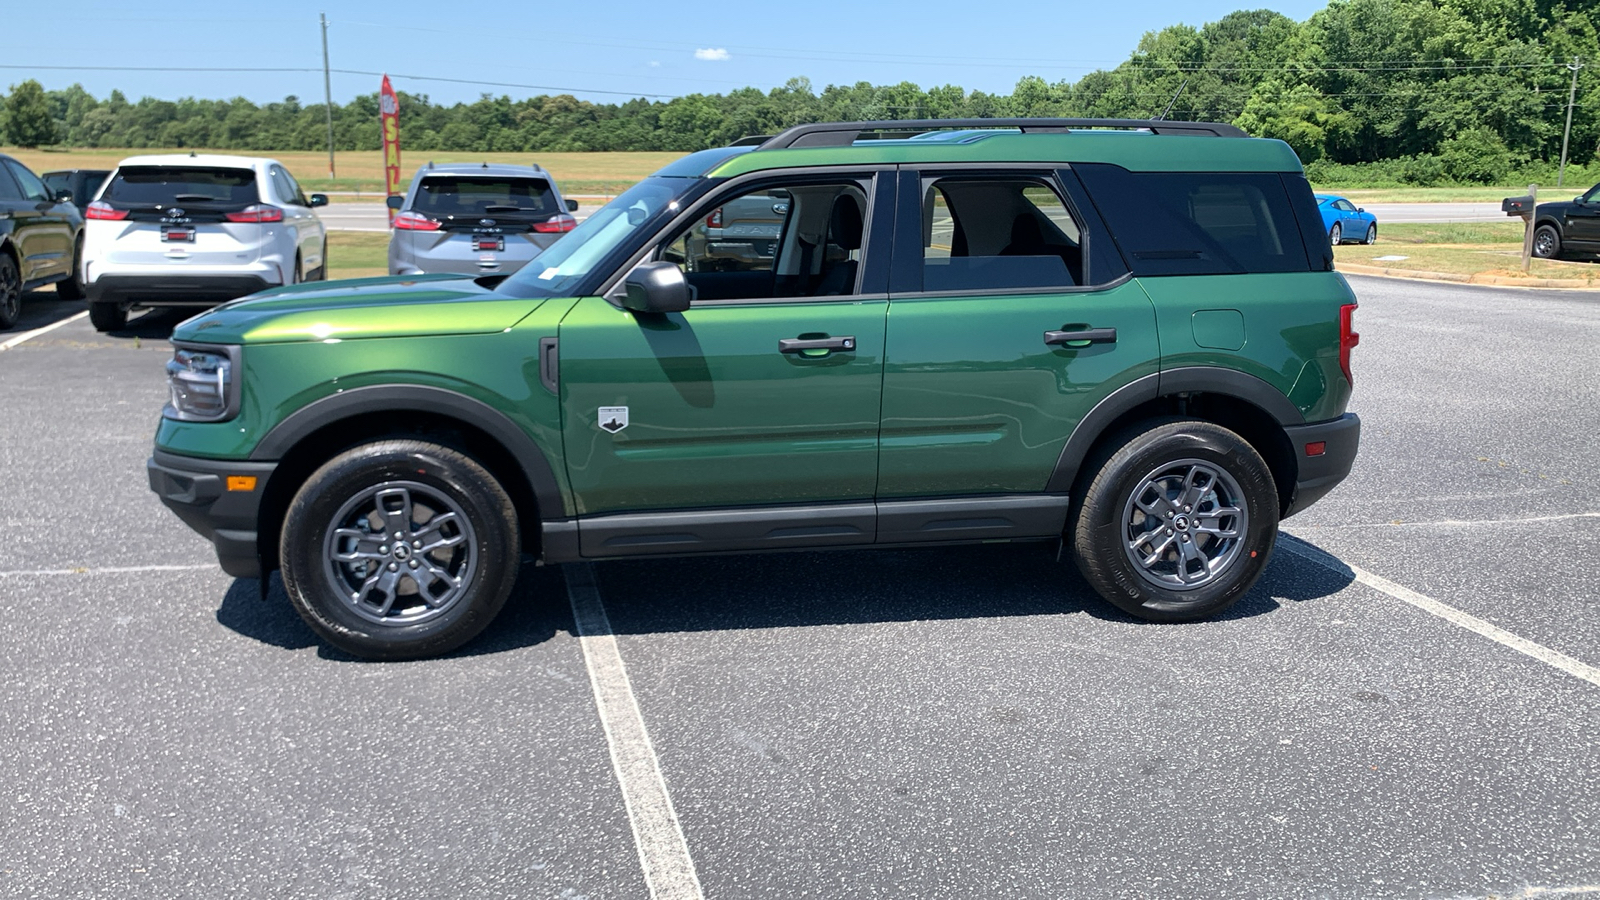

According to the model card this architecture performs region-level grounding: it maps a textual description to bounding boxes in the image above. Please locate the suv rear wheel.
[1070,418,1278,621]
[56,237,85,301]
[0,254,20,329]
[88,301,127,332]
[279,439,521,660]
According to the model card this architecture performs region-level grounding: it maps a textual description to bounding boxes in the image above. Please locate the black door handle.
[779,335,856,353]
[1044,327,1117,346]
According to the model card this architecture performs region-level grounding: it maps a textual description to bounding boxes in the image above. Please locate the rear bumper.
[1282,413,1360,518]
[148,450,276,579]
[88,273,276,306]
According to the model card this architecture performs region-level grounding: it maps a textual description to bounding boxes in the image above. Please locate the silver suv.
[386,162,578,278]
[82,154,328,332]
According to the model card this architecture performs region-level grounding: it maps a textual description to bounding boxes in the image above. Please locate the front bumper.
[148,450,277,579]
[89,273,276,306]
[1282,413,1360,518]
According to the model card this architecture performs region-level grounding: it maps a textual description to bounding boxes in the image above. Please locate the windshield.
[498,178,693,298]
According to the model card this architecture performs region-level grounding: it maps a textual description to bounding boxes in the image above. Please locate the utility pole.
[321,13,336,181]
[1558,57,1583,188]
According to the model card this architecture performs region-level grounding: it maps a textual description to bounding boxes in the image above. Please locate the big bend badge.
[598,406,629,434]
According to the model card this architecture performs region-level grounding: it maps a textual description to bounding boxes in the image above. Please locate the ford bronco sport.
[147,118,1361,660]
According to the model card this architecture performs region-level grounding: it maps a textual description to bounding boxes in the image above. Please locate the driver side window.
[657,179,869,302]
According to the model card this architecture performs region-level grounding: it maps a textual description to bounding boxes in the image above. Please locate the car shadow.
[215,537,1356,661]
[4,288,81,335]
[104,308,191,341]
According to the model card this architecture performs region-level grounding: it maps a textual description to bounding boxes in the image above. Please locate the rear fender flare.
[1046,367,1302,494]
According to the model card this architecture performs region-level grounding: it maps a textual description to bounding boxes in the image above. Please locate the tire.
[291,252,303,285]
[55,236,85,301]
[88,301,127,332]
[1363,223,1377,245]
[279,440,521,660]
[314,240,328,281]
[0,253,20,330]
[1329,223,1342,245]
[1070,418,1279,622]
[1532,224,1561,259]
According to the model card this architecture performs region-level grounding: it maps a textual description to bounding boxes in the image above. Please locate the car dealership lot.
[1,277,1597,899]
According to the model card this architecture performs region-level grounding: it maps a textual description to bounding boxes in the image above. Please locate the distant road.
[1352,203,1504,223]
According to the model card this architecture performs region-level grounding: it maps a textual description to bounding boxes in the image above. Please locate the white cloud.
[694,48,731,61]
[649,60,661,67]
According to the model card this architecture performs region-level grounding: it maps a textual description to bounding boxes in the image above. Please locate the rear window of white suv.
[104,166,258,207]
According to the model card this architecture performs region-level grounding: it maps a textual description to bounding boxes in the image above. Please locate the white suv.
[82,154,328,331]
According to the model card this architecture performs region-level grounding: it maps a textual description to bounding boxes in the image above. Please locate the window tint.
[920,178,1083,292]
[280,167,309,206]
[269,167,297,205]
[1073,164,1311,275]
[4,160,49,202]
[42,173,70,197]
[411,176,557,220]
[1334,199,1356,212]
[0,164,24,201]
[104,166,258,207]
[657,180,868,301]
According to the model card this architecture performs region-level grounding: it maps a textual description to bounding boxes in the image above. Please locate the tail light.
[532,214,577,234]
[1339,303,1359,385]
[225,204,285,223]
[392,211,440,231]
[705,207,724,228]
[85,201,128,220]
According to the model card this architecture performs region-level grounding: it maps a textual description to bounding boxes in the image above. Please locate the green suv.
[148,118,1360,660]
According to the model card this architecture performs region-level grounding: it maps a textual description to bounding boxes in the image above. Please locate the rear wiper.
[172,193,220,203]
[483,205,529,213]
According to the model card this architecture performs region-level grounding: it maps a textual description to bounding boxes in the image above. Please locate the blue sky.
[7,0,1330,107]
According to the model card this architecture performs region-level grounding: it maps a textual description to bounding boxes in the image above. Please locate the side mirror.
[309,193,329,208]
[385,195,404,210]
[55,190,73,203]
[565,198,580,213]
[622,261,690,314]
[1357,207,1365,213]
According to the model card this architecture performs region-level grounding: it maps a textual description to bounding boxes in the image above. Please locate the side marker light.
[227,476,258,492]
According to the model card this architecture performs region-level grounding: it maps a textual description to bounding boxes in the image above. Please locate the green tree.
[3,80,59,147]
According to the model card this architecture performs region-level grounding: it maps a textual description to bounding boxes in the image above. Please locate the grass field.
[327,232,391,279]
[1,147,681,196]
[1334,221,1598,283]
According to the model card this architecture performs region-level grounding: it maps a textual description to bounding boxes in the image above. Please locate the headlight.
[164,343,241,422]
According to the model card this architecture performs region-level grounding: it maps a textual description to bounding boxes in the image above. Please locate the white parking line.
[564,563,705,900]
[0,310,89,352]
[0,563,214,578]
[1279,536,1600,689]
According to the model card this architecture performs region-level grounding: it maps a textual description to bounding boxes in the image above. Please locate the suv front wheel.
[1070,419,1279,621]
[279,439,521,660]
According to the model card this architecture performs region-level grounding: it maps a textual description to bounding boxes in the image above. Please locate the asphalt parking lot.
[1,276,1597,899]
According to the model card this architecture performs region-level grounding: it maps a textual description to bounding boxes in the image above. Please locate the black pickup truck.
[1531,181,1600,260]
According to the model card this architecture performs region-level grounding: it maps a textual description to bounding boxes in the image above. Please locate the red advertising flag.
[380,75,401,222]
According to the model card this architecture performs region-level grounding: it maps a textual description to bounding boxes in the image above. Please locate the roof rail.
[758,118,1247,150]
[728,134,772,147]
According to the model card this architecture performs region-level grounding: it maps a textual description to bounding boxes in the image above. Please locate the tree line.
[2,0,1594,186]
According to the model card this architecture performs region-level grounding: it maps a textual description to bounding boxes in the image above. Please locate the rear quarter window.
[1074,164,1313,276]
[104,166,258,207]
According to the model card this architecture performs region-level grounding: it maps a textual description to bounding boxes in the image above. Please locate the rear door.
[97,165,263,269]
[877,167,1158,531]
[269,165,324,276]
[557,171,893,554]
[0,158,73,284]
[1566,185,1600,246]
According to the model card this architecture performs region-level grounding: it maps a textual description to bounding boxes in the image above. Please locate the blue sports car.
[1316,194,1378,245]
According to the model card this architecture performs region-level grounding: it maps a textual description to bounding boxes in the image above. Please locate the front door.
[557,172,894,553]
[876,168,1159,517]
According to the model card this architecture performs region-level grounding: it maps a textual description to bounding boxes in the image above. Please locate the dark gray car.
[387,162,579,277]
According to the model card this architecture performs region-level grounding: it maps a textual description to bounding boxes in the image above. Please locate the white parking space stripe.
[0,563,213,578]
[564,563,705,900]
[1280,536,1600,690]
[0,310,89,352]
